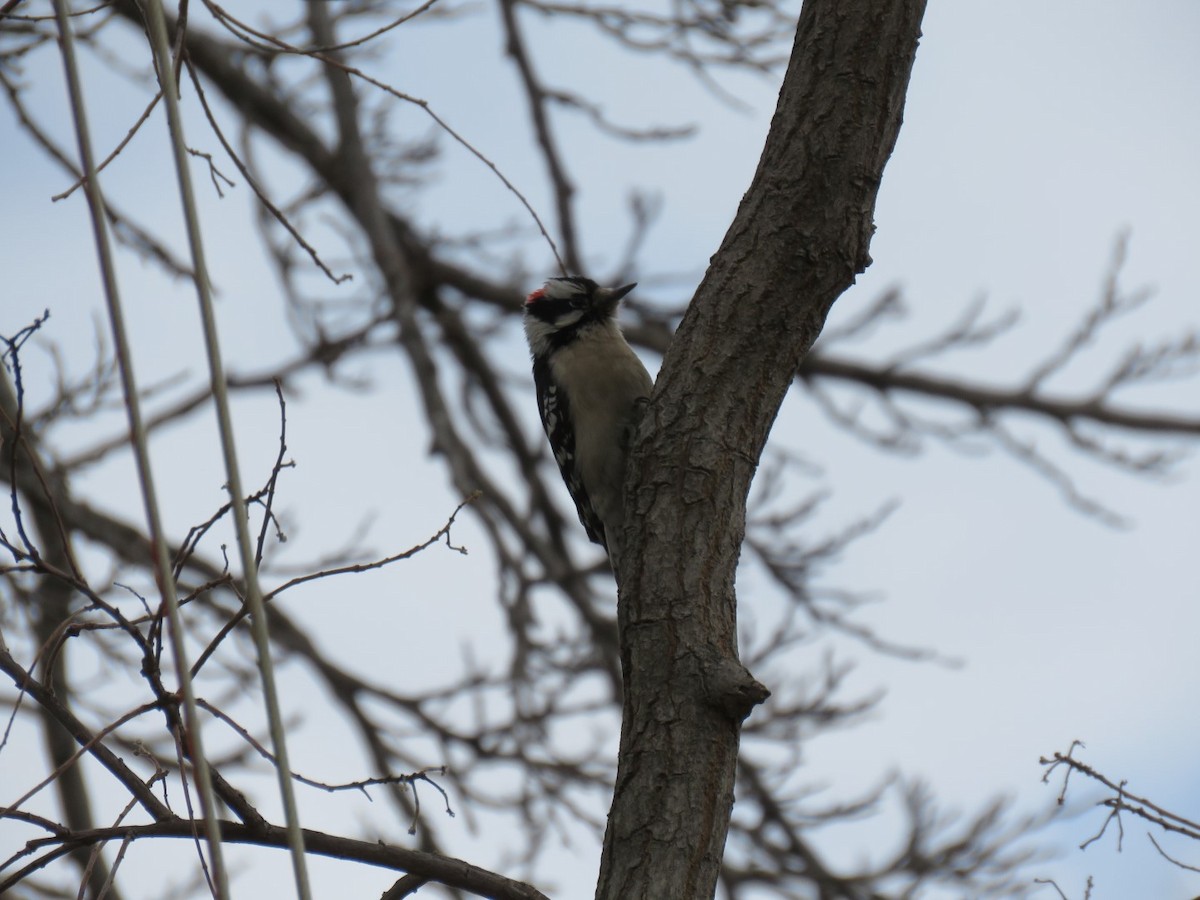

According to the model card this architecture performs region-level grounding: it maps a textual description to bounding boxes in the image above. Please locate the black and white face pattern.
[524,276,601,345]
[523,276,635,355]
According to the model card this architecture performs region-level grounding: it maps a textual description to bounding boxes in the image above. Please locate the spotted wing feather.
[532,355,607,548]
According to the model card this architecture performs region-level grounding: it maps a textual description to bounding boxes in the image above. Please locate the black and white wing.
[532,355,607,548]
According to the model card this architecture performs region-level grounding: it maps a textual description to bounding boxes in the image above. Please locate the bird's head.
[524,276,637,333]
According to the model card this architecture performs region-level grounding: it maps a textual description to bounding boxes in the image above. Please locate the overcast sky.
[3,2,1199,898]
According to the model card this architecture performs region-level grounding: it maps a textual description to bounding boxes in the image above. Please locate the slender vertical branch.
[498,0,581,274]
[137,1,312,896]
[48,3,229,896]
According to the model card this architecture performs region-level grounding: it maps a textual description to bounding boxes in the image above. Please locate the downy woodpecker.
[524,276,654,561]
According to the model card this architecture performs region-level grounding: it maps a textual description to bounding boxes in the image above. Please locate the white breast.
[549,321,653,534]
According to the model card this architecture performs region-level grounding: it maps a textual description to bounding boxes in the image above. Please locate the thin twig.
[51,91,162,202]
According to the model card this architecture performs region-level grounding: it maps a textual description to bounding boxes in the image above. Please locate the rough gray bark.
[596,2,928,898]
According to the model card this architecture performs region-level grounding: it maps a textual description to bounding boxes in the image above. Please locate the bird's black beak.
[611,282,637,302]
[596,282,637,314]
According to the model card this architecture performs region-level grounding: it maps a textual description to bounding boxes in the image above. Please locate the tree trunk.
[596,1,928,897]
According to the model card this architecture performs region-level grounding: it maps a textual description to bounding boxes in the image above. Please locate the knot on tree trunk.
[703,657,770,722]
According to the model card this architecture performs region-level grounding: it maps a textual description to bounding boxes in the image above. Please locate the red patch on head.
[525,288,545,305]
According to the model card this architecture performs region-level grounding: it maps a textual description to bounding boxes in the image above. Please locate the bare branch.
[1,819,550,900]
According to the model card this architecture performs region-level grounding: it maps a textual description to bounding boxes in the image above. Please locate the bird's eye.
[569,295,590,309]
